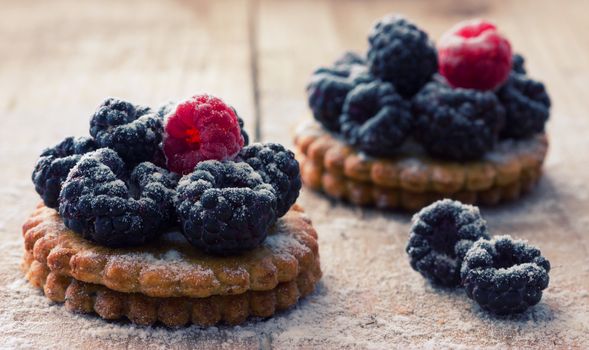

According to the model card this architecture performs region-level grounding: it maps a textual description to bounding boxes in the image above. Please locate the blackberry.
[175,160,277,255]
[129,161,180,227]
[512,53,526,75]
[59,148,179,247]
[413,80,505,160]
[406,199,490,287]
[231,107,250,146]
[307,67,357,132]
[238,143,301,217]
[340,81,412,157]
[32,136,98,208]
[334,51,366,66]
[307,63,373,132]
[317,59,372,83]
[497,74,550,139]
[461,235,551,315]
[156,101,177,120]
[367,15,438,97]
[90,98,164,166]
[345,64,374,85]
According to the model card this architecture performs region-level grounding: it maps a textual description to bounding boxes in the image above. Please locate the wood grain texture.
[1,0,589,348]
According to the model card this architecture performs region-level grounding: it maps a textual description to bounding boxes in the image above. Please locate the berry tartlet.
[24,95,321,327]
[296,16,550,210]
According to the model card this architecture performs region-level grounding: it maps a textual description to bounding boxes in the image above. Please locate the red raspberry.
[438,19,512,90]
[163,95,244,174]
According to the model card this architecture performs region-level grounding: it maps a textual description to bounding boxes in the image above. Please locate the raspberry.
[163,95,245,175]
[438,19,512,90]
[58,149,179,247]
[90,98,164,166]
[497,73,551,138]
[238,143,301,217]
[31,136,98,208]
[175,160,277,255]
[340,81,412,157]
[413,80,505,160]
[367,15,438,97]
[157,101,249,146]
[461,235,551,315]
[406,199,490,287]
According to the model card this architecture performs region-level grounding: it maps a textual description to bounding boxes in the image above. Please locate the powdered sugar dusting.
[3,187,589,349]
[265,232,309,257]
[3,159,589,349]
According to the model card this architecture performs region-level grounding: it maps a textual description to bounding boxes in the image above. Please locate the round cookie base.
[21,204,322,326]
[22,250,321,327]
[23,204,321,299]
[294,121,548,211]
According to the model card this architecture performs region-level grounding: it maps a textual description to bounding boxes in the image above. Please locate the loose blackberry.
[413,80,505,160]
[334,51,366,66]
[175,160,277,255]
[59,148,179,247]
[90,97,164,166]
[406,199,490,287]
[461,235,551,315]
[238,143,301,217]
[367,15,438,97]
[340,81,412,157]
[497,74,550,139]
[512,53,526,75]
[32,136,98,208]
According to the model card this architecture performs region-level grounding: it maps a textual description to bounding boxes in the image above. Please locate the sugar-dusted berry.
[367,15,438,97]
[163,94,245,174]
[407,199,490,286]
[59,149,179,247]
[438,19,512,90]
[413,79,505,160]
[461,235,550,315]
[32,136,98,208]
[175,160,277,255]
[239,143,301,217]
[90,98,164,166]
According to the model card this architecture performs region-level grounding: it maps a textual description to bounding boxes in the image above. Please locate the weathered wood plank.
[1,0,589,348]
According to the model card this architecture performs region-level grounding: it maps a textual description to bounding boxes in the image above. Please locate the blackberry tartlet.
[296,16,550,210]
[25,94,321,327]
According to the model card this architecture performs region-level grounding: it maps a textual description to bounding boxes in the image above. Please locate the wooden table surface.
[1,0,589,349]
